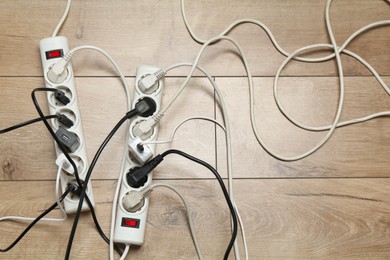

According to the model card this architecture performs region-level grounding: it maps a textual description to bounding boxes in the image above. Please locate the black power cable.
[0,115,58,134]
[127,149,238,260]
[161,150,238,260]
[84,188,124,254]
[0,186,73,252]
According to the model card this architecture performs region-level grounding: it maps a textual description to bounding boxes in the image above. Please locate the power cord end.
[126,155,163,187]
[122,185,154,211]
[57,113,74,128]
[134,97,157,117]
[138,69,166,93]
[47,51,73,84]
[132,117,157,138]
[128,136,153,164]
[55,153,74,174]
[126,97,157,119]
[54,90,70,105]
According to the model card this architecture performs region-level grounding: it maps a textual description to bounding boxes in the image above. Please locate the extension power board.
[114,65,164,245]
[39,36,95,214]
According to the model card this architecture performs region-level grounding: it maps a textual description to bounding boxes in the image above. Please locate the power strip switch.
[114,65,164,245]
[39,36,95,214]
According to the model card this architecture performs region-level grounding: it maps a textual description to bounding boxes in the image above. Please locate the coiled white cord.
[179,0,389,162]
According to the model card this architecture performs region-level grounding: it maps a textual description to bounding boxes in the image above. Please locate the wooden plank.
[0,179,390,259]
[0,0,388,77]
[1,2,389,260]
[215,76,390,178]
[0,77,216,180]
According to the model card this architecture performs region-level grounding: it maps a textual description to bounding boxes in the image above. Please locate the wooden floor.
[0,0,389,259]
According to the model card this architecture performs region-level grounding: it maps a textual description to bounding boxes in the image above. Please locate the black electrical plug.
[57,113,74,128]
[126,97,157,119]
[126,167,148,188]
[68,181,85,197]
[54,90,70,105]
[126,154,163,187]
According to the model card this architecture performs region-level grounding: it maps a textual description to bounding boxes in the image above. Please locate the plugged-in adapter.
[128,136,153,164]
[55,127,80,153]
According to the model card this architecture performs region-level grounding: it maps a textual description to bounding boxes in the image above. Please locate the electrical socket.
[39,36,95,214]
[114,65,164,245]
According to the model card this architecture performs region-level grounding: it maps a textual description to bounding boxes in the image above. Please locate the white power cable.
[181,0,390,130]
[119,245,130,260]
[270,21,390,133]
[259,0,347,161]
[155,36,247,119]
[180,0,390,92]
[55,161,67,220]
[142,116,226,145]
[52,0,72,37]
[151,183,203,260]
[110,169,126,260]
[273,42,390,132]
[142,111,253,260]
[181,0,390,65]
[63,45,131,104]
[0,162,67,223]
[256,2,389,160]
[156,63,249,260]
[179,0,389,162]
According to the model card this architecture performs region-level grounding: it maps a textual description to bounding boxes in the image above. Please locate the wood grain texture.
[0,0,388,77]
[0,0,389,259]
[1,179,390,259]
[216,76,390,178]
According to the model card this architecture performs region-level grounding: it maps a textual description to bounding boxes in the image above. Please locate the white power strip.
[39,36,95,214]
[113,65,164,245]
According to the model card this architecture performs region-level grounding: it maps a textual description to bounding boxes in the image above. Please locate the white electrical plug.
[138,69,165,93]
[132,118,156,140]
[55,153,74,174]
[122,185,153,212]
